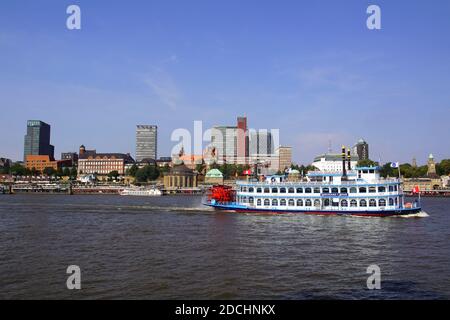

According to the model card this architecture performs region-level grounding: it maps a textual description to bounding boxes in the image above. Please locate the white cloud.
[143,68,181,110]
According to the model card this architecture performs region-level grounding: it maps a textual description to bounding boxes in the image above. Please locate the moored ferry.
[120,187,162,196]
[204,165,423,217]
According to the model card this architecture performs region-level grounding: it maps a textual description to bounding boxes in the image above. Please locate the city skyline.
[8,118,446,168]
[1,1,449,164]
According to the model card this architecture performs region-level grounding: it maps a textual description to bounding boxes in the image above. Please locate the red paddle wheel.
[208,185,236,204]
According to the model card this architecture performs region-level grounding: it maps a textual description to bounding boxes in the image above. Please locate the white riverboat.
[119,187,162,197]
[205,164,423,217]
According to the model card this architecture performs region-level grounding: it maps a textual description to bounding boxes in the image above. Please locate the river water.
[0,194,449,299]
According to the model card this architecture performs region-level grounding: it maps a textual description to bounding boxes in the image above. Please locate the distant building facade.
[136,125,157,162]
[237,116,248,160]
[77,145,135,175]
[23,120,54,161]
[211,125,239,164]
[353,139,369,161]
[25,155,71,172]
[277,146,292,172]
[0,158,12,169]
[210,116,278,166]
[204,169,224,185]
[427,154,439,178]
[61,152,79,166]
[312,153,358,172]
[163,164,198,190]
[402,178,442,192]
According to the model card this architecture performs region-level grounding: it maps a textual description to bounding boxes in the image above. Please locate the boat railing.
[236,178,400,186]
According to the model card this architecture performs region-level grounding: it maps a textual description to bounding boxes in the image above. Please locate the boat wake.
[395,210,429,218]
[115,205,215,213]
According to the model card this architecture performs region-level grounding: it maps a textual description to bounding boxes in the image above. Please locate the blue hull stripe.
[204,203,421,217]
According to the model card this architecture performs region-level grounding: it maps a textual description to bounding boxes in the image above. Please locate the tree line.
[357,159,450,178]
[0,163,78,179]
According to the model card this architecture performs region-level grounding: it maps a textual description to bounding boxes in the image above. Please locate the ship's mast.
[341,145,347,181]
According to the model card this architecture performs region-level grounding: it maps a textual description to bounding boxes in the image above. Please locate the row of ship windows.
[239,198,398,207]
[240,186,398,194]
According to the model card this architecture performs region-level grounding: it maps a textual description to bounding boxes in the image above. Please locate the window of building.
[257,188,262,193]
[378,186,386,193]
[341,187,348,194]
[272,187,278,193]
[369,199,377,207]
[305,188,312,193]
[264,199,270,206]
[389,198,394,206]
[331,187,339,193]
[314,187,320,193]
[280,199,287,206]
[360,199,367,207]
[272,199,278,206]
[297,199,303,206]
[379,199,386,207]
[296,187,303,193]
[341,199,348,207]
[350,199,357,207]
[305,199,312,206]
[350,187,357,193]
[288,199,295,206]
[314,199,321,207]
[359,187,367,193]
[249,187,254,193]
[288,187,295,194]
[369,186,376,193]
[257,199,262,206]
[280,188,286,193]
[264,188,270,193]
[322,187,330,193]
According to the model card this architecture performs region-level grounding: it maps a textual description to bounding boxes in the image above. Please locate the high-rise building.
[248,129,273,157]
[237,116,248,160]
[210,126,238,164]
[276,146,292,172]
[353,138,369,161]
[23,120,54,161]
[136,125,157,162]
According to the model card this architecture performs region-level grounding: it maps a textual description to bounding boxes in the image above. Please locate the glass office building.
[23,120,54,161]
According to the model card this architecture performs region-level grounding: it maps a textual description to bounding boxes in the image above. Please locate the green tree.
[56,167,64,177]
[9,163,30,176]
[70,167,78,179]
[159,163,170,174]
[196,162,206,174]
[437,159,450,176]
[108,170,120,180]
[135,165,160,182]
[126,164,138,177]
[379,162,397,178]
[43,167,56,176]
[357,159,379,167]
[31,167,41,176]
[63,167,71,177]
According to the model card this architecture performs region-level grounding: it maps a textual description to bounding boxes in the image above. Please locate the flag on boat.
[243,169,252,175]
[390,162,399,168]
[412,186,420,194]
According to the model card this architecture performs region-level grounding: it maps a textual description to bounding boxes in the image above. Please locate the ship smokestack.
[347,149,351,171]
[342,145,347,180]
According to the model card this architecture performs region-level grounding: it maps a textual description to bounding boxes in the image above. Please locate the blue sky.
[1,0,449,164]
